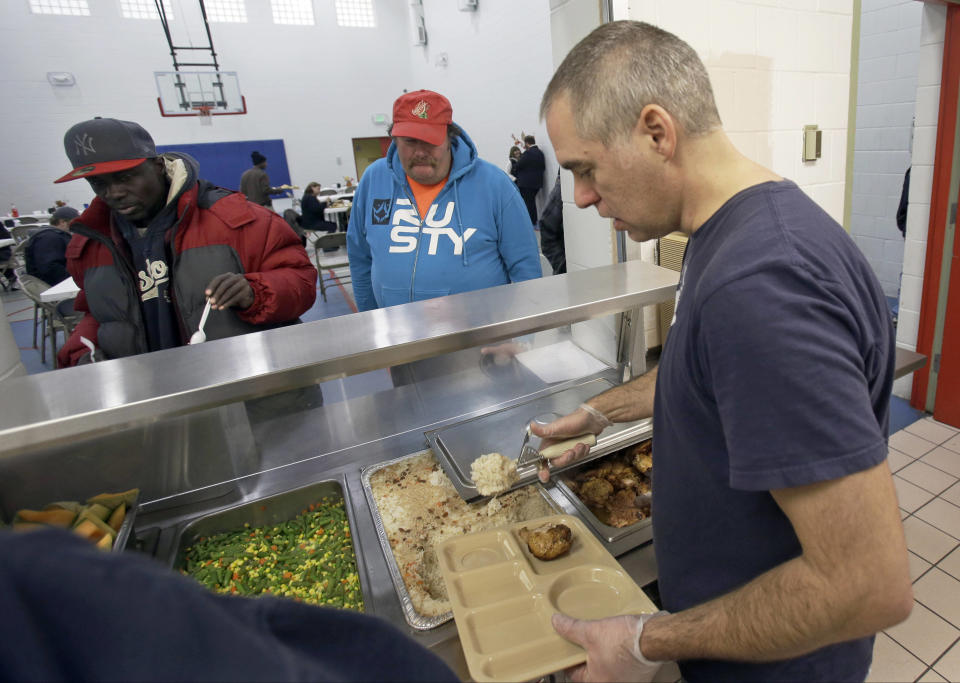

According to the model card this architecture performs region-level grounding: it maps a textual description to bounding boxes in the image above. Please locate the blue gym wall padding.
[156,139,291,196]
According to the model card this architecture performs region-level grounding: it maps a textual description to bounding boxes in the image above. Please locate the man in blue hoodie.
[347,89,542,312]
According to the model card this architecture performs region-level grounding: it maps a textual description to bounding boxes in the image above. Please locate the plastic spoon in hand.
[80,336,97,362]
[190,300,212,344]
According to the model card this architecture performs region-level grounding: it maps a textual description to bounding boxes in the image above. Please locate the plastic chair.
[313,232,350,302]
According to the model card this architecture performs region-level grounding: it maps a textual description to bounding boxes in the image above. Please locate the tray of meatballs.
[554,438,653,546]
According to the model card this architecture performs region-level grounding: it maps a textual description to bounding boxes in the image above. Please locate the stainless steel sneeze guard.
[0,261,677,457]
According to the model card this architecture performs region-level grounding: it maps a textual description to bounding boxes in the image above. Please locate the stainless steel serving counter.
[0,262,678,679]
[133,372,659,680]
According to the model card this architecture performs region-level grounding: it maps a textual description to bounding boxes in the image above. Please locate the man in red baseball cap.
[51,117,317,368]
[347,89,541,315]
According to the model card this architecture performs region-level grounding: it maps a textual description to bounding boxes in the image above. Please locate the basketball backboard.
[155,71,246,117]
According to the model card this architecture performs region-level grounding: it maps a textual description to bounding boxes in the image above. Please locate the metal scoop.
[517,413,598,468]
[189,300,212,345]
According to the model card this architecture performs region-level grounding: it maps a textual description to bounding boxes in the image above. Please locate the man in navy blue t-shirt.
[534,21,912,683]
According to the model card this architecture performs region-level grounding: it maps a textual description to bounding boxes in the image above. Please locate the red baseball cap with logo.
[391,90,453,146]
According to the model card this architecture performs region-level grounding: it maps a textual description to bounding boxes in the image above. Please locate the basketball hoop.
[195,105,213,126]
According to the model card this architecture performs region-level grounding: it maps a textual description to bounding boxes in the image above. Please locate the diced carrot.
[283,571,293,580]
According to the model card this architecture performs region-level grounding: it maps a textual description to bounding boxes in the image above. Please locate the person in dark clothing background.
[0,530,456,682]
[507,144,521,179]
[239,151,290,208]
[300,182,338,233]
[538,172,566,274]
[896,167,910,238]
[25,205,77,286]
[0,224,16,291]
[515,134,546,224]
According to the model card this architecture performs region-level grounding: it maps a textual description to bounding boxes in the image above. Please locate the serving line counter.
[0,261,678,678]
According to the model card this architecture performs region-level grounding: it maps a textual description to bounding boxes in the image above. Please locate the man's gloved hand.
[205,273,254,310]
[532,403,611,482]
[552,611,669,683]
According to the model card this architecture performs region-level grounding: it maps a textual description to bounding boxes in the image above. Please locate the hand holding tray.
[438,514,657,682]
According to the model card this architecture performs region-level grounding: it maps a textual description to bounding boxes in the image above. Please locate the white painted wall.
[544,0,855,351]
[0,0,554,214]
[556,0,856,350]
[625,0,854,227]
[410,0,556,193]
[850,0,922,299]
[893,2,947,400]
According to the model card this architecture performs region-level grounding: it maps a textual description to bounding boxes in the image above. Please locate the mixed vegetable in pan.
[180,497,363,611]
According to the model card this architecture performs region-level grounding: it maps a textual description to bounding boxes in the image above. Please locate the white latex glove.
[552,611,669,683]
[533,403,612,482]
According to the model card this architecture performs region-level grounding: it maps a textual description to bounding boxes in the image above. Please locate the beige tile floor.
[867,417,960,682]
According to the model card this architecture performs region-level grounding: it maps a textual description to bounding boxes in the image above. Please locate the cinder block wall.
[612,0,856,350]
[893,3,948,400]
[850,0,923,299]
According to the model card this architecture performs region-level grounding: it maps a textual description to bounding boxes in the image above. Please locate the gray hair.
[540,21,721,143]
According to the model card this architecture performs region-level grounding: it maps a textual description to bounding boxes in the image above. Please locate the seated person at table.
[0,224,15,291]
[0,529,455,682]
[25,206,77,287]
[300,182,338,233]
[52,117,317,366]
[347,89,541,311]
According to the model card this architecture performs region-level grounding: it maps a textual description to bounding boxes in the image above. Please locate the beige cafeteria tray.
[438,514,657,683]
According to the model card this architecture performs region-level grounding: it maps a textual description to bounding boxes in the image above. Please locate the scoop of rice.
[471,452,518,496]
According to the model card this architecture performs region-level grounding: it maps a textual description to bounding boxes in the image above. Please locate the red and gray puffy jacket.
[58,170,317,367]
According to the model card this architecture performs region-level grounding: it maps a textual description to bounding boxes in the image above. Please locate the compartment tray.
[438,514,657,682]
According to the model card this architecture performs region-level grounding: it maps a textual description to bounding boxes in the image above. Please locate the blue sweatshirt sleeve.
[346,185,378,312]
[498,190,543,282]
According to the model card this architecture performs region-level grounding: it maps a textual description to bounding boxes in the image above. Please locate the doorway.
[913,3,960,426]
[352,137,392,183]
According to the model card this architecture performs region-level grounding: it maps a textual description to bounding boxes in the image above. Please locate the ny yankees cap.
[54,117,157,184]
[391,90,453,146]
